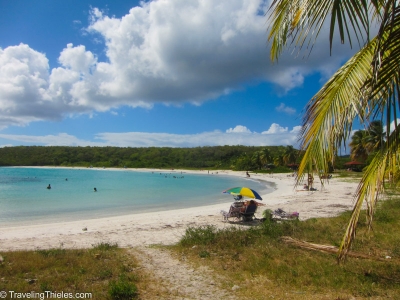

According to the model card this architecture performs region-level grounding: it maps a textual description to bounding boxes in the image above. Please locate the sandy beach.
[0,170,359,251]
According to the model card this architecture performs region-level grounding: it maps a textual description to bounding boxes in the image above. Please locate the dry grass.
[169,196,400,299]
[0,242,170,299]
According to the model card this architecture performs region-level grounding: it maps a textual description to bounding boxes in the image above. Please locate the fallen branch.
[280,236,389,262]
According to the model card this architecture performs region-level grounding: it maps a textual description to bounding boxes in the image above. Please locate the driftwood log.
[280,236,389,262]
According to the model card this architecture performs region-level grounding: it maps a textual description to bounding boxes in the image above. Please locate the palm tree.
[364,120,385,153]
[349,130,368,162]
[251,151,263,170]
[283,145,297,165]
[274,154,284,166]
[267,0,400,261]
[260,148,273,167]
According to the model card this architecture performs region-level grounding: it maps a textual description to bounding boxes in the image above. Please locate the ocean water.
[0,167,274,225]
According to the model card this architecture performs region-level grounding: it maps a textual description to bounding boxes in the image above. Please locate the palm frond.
[338,123,400,261]
[369,3,400,120]
[268,0,400,262]
[296,38,377,185]
[337,148,387,262]
[267,0,373,61]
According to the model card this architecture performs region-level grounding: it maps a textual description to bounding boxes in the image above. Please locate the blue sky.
[0,0,355,148]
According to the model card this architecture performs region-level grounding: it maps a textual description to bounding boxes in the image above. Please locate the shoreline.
[0,170,360,251]
[0,166,274,227]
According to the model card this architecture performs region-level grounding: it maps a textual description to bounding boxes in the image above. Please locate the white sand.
[0,170,359,251]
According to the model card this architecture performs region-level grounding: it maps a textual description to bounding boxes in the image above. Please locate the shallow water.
[0,167,273,225]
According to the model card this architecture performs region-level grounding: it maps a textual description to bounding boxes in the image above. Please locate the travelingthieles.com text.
[0,290,92,299]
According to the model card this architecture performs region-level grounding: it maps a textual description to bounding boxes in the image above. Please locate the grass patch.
[108,274,138,300]
[170,197,400,299]
[92,242,119,251]
[0,243,156,299]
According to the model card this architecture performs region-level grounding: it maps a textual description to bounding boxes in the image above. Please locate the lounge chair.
[240,204,257,222]
[221,202,257,222]
[221,204,242,221]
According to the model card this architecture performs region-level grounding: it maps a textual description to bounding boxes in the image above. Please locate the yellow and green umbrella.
[223,187,262,200]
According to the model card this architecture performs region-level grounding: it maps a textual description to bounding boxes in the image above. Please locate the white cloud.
[0,144,13,148]
[269,68,305,92]
[96,123,301,146]
[0,123,301,147]
[226,125,251,133]
[0,0,355,129]
[0,133,101,147]
[262,123,288,134]
[58,43,96,73]
[275,103,296,115]
[291,125,302,133]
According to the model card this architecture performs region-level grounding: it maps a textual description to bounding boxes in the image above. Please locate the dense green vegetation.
[0,145,353,171]
[170,195,400,299]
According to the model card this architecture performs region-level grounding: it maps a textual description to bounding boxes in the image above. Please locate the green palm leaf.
[296,39,376,185]
[267,0,400,261]
[268,0,371,61]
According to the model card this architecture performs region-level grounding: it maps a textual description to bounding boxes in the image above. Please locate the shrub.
[92,242,118,251]
[108,276,138,300]
[180,225,218,246]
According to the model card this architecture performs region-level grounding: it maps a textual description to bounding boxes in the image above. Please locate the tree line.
[0,145,353,171]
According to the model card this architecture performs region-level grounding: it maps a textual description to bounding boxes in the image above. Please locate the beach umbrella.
[223,187,263,200]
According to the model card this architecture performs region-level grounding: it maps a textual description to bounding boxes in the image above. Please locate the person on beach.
[308,173,314,189]
[240,200,257,212]
[246,171,250,177]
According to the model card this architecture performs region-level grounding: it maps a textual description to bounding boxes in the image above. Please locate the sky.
[0,0,357,148]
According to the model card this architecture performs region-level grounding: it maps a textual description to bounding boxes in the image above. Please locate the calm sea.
[0,167,273,226]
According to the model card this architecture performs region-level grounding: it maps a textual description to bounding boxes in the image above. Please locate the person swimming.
[47,184,51,189]
[94,187,97,192]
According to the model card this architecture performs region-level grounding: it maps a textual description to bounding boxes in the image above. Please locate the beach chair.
[221,203,242,221]
[221,202,258,222]
[240,204,257,222]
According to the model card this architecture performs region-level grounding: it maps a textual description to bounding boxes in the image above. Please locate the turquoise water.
[0,167,273,225]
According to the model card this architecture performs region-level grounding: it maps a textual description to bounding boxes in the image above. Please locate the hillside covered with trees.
[0,145,352,171]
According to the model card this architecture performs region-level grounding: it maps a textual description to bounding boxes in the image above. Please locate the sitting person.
[221,202,243,220]
[240,200,258,212]
[303,184,309,190]
[230,201,244,213]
